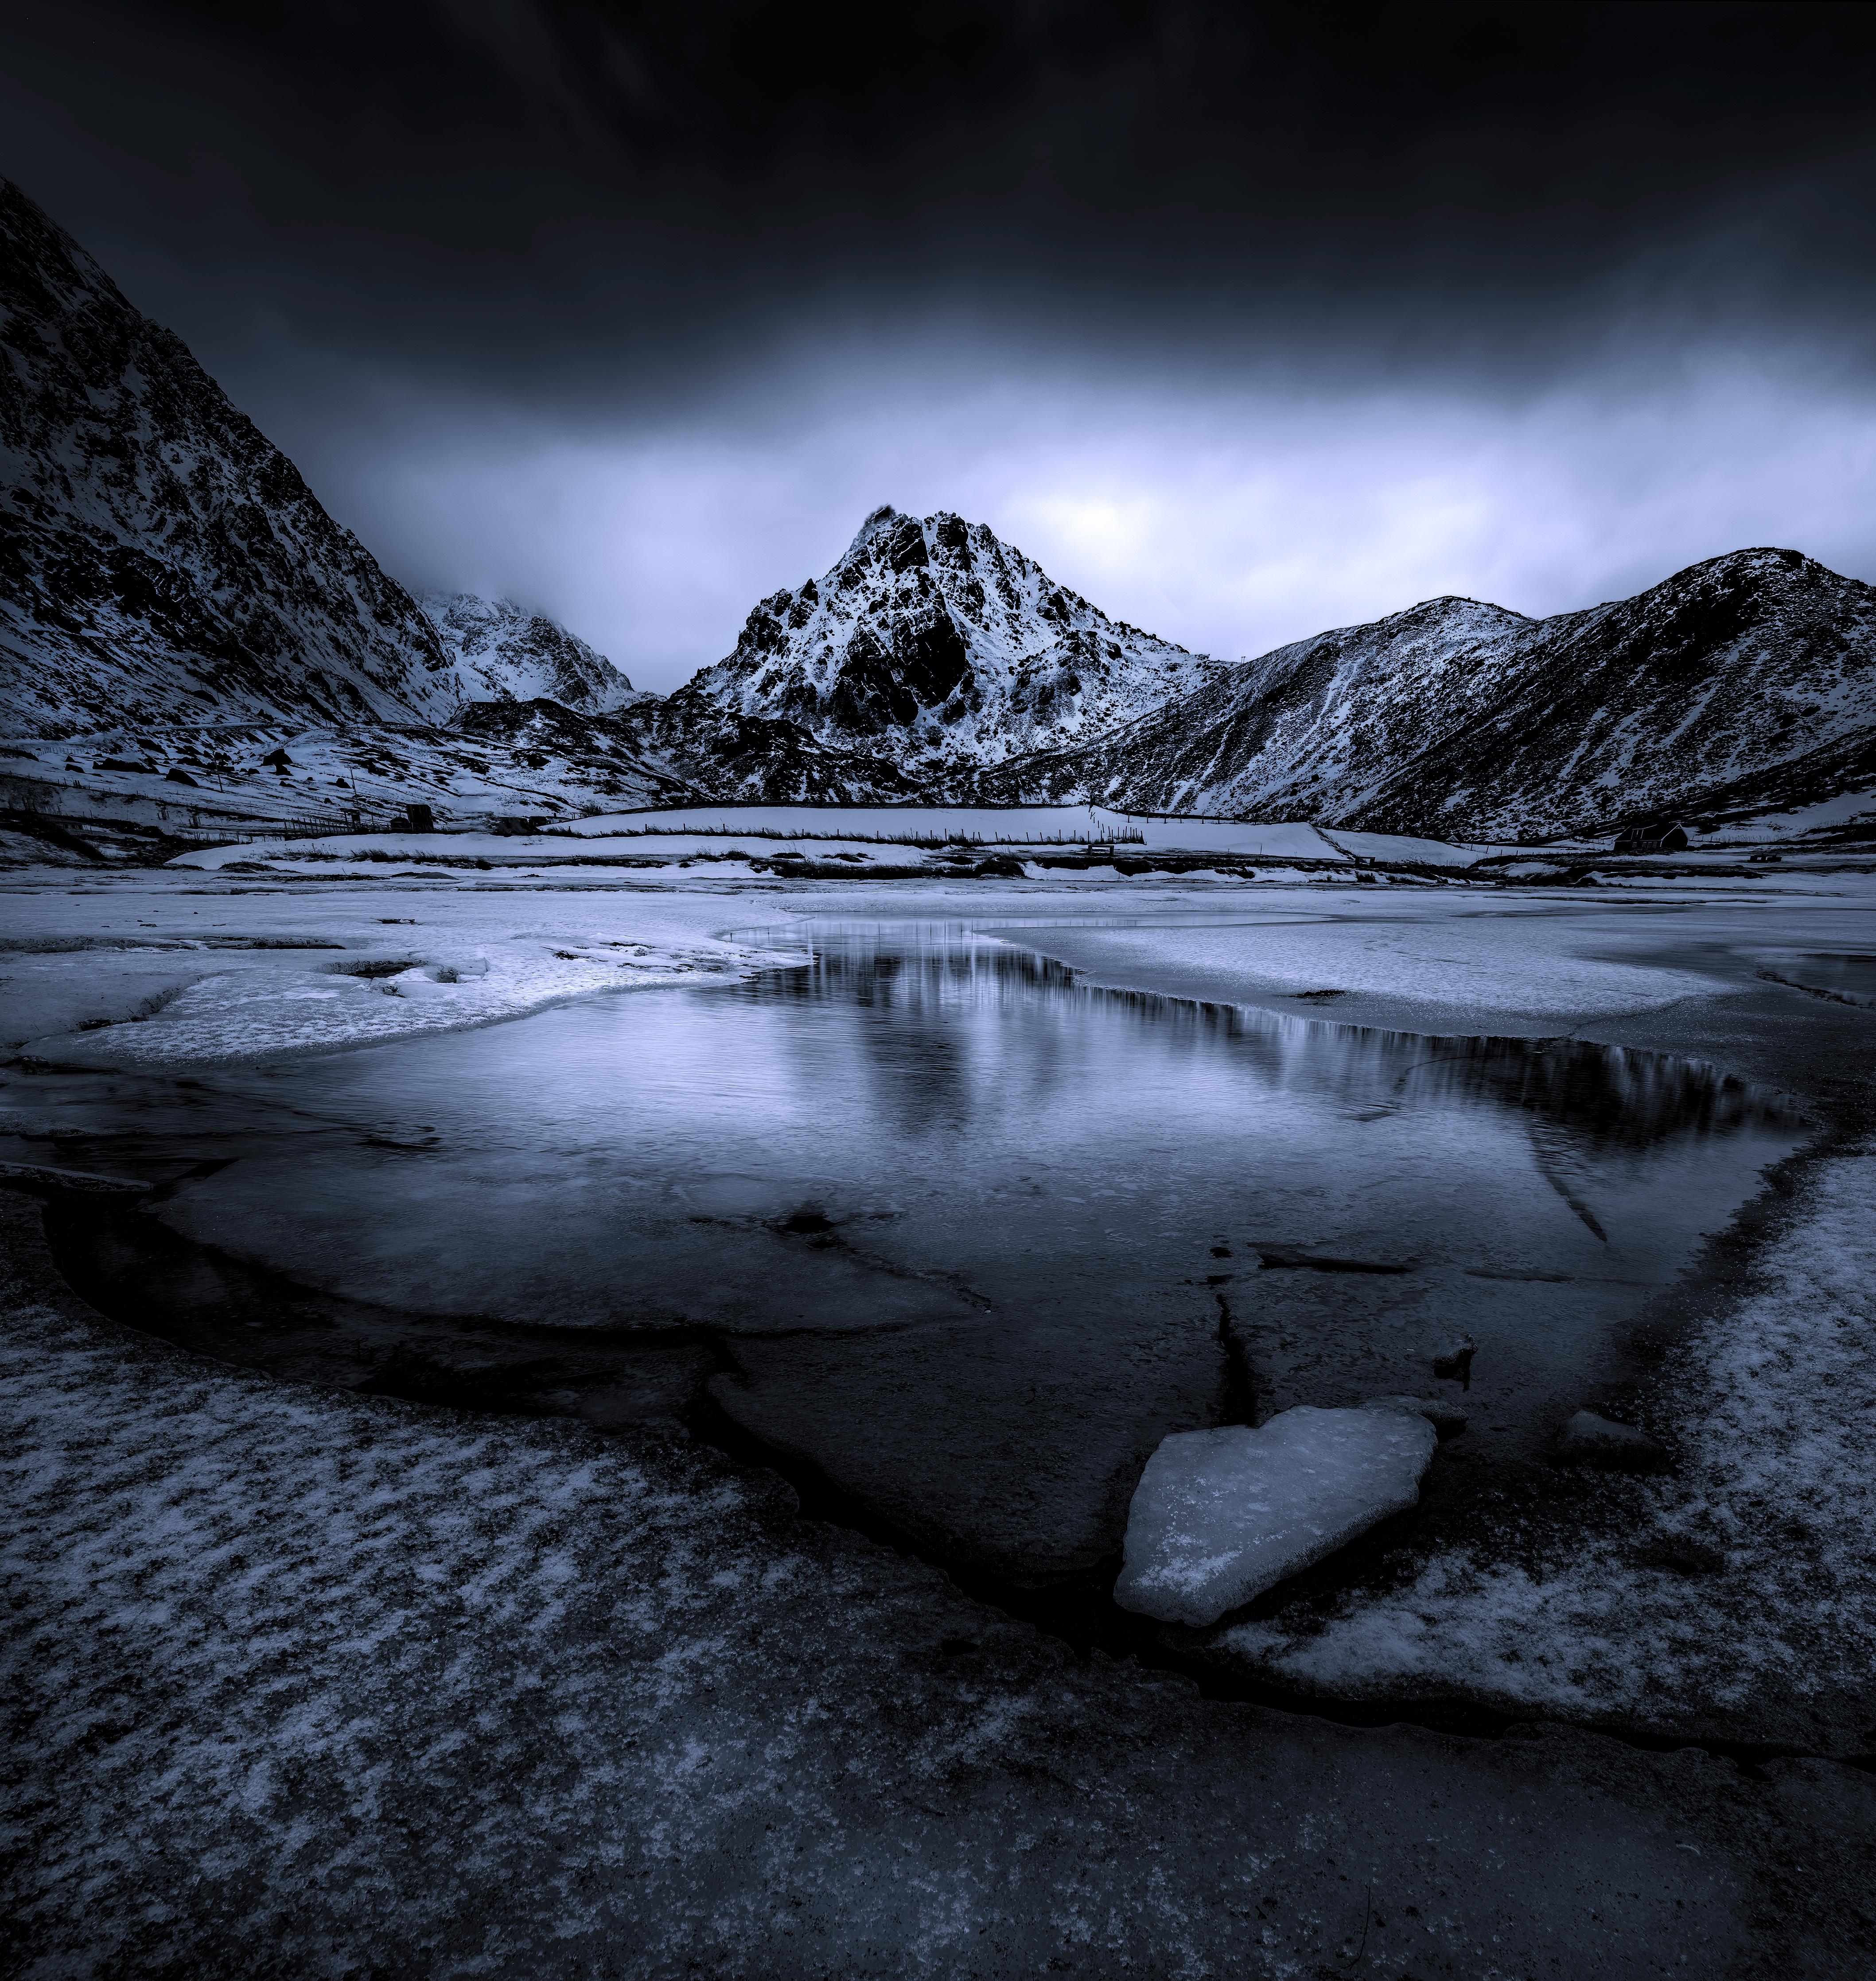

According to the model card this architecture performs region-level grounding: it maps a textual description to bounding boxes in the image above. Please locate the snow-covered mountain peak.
[843,503,911,561]
[419,593,644,714]
[676,506,1218,770]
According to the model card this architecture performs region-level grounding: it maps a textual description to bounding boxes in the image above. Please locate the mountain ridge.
[955,546,1876,837]
[3,175,1873,841]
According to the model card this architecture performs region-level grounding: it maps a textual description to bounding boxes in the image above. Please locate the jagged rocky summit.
[420,592,642,715]
[667,504,1215,781]
[965,548,1876,838]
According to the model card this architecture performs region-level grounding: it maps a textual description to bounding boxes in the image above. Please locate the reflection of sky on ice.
[124,921,1806,1581]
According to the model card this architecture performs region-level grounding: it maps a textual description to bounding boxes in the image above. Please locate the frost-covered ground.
[6,1192,1875,1979]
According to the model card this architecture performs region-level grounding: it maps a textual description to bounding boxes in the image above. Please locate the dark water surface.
[14,917,1806,1590]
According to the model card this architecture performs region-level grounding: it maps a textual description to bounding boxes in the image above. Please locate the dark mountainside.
[0,179,460,739]
[2,175,1873,836]
[959,550,1876,837]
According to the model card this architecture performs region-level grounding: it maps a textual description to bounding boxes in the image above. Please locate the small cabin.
[1611,822,1689,855]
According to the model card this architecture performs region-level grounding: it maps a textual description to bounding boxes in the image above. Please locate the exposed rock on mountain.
[0,178,461,739]
[444,699,693,807]
[421,593,643,715]
[642,702,921,805]
[671,505,1214,780]
[966,550,1876,838]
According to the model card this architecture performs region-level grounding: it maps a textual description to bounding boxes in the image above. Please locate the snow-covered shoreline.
[2,883,809,1068]
[1214,1140,1876,1744]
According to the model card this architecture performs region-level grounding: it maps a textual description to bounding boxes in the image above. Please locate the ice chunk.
[1114,1406,1437,1627]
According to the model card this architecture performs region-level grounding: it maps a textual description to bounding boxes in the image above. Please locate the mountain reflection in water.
[20,918,1808,1591]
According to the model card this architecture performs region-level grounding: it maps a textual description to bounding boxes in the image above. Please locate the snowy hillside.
[0,702,696,851]
[669,505,1216,779]
[420,593,644,714]
[969,550,1876,838]
[0,178,459,739]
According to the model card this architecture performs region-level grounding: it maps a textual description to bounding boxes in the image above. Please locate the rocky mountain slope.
[420,593,642,715]
[668,505,1214,781]
[6,177,1872,840]
[0,178,466,738]
[965,549,1876,838]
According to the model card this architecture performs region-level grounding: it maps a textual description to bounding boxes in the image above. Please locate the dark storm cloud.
[4,3,1876,685]
[12,0,1876,393]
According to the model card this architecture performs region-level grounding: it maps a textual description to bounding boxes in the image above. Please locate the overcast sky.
[6,1,1876,689]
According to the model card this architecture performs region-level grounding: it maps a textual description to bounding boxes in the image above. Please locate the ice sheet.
[1116,1407,1438,1625]
[1004,907,1728,1030]
[3,887,805,1066]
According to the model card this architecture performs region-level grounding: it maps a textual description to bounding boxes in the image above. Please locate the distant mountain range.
[3,175,1873,841]
[960,548,1876,837]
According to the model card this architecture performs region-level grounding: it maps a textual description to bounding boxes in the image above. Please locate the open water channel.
[20,914,1806,1612]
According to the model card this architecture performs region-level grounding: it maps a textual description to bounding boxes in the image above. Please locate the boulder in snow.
[1113,1406,1438,1628]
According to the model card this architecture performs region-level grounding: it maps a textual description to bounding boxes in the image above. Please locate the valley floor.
[4,859,1876,1977]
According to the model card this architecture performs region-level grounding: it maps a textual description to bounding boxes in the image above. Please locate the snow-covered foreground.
[5,1192,1872,1979]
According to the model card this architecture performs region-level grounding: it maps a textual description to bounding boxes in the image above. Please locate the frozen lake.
[31,914,1806,1596]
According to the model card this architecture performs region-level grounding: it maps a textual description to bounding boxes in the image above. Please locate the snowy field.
[563,803,1350,852]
